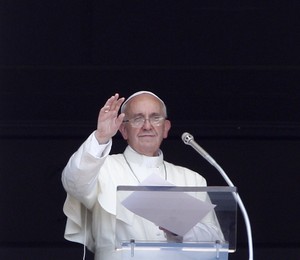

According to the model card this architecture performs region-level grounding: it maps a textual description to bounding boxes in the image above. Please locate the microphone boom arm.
[182,132,254,260]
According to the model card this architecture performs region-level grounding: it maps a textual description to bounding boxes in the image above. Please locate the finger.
[115,97,125,111]
[101,105,111,113]
[104,94,118,107]
[101,94,119,113]
[109,94,123,111]
[109,94,125,112]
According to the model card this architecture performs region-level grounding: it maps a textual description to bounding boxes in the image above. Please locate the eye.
[151,116,162,122]
[133,116,144,123]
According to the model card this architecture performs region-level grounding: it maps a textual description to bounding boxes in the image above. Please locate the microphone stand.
[182,133,253,260]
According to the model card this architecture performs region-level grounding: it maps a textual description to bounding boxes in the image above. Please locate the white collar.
[123,145,164,168]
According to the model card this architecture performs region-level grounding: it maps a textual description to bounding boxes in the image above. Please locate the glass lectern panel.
[115,186,237,260]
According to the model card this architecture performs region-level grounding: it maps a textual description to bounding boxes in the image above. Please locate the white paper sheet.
[121,174,216,236]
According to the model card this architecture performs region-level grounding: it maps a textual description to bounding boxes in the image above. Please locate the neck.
[129,146,161,157]
[124,146,164,167]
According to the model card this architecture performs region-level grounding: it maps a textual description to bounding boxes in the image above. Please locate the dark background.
[1,1,300,259]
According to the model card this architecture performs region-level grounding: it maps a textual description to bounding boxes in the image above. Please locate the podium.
[115,186,237,260]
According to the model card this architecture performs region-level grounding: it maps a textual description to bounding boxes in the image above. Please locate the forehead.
[126,94,164,114]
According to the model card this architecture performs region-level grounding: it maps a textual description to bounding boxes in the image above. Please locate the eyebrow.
[131,112,161,118]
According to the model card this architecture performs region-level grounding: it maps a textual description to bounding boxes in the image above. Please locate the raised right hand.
[95,93,125,144]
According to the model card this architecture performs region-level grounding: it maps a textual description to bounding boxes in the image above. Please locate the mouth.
[139,134,155,138]
[138,133,156,138]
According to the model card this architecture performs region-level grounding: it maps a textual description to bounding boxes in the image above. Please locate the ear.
[119,123,128,140]
[163,119,171,139]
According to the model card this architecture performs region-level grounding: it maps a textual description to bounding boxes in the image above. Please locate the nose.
[142,118,153,129]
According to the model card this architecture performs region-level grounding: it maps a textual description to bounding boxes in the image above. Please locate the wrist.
[94,130,110,144]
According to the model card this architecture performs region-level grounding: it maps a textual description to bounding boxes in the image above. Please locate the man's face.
[119,94,171,156]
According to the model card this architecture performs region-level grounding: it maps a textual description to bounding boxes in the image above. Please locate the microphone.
[182,132,217,167]
[182,132,253,260]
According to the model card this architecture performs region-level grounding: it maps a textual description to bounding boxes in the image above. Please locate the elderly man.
[62,91,222,260]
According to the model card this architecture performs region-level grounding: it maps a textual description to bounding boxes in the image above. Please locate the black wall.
[1,1,300,259]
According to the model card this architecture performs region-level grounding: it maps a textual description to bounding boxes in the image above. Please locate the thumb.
[116,113,125,124]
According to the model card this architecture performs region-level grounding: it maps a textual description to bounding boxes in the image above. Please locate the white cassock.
[62,132,223,260]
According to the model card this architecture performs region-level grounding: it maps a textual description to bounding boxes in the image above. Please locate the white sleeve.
[89,132,112,158]
[61,131,112,208]
[183,221,224,242]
